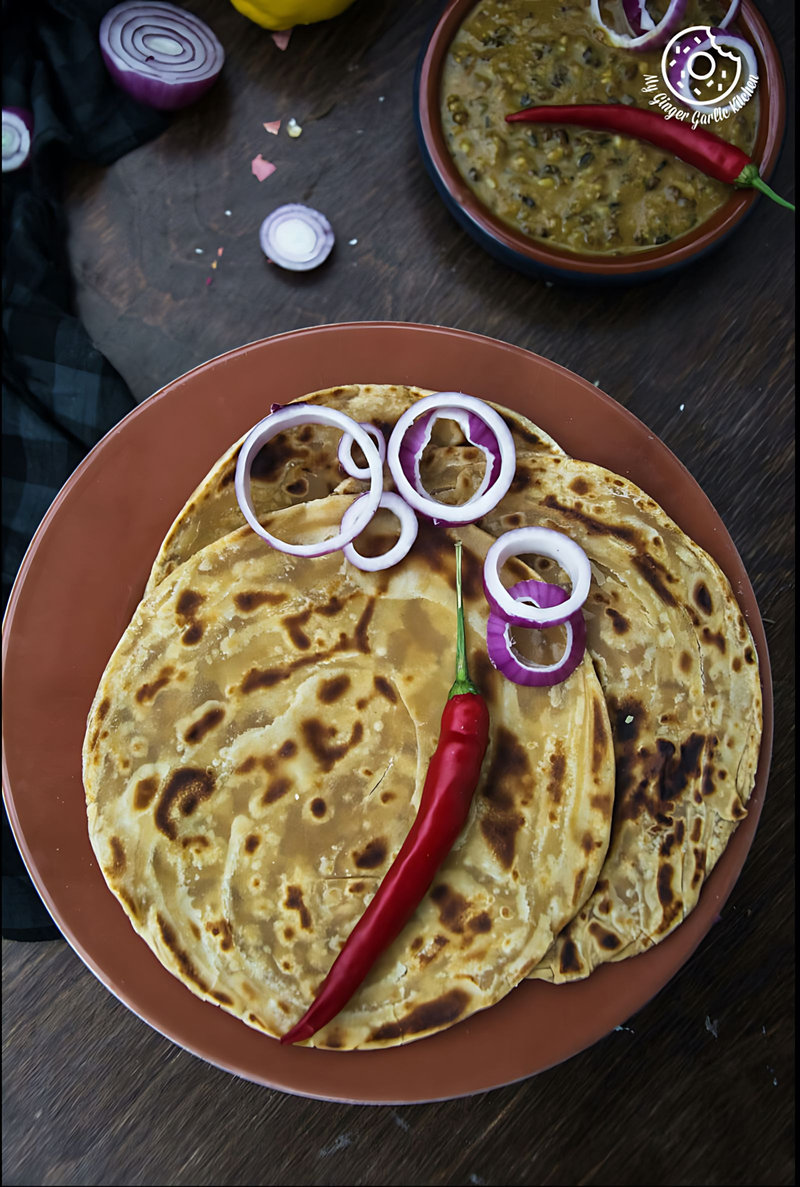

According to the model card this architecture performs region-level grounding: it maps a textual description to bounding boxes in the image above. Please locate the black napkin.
[2,0,170,940]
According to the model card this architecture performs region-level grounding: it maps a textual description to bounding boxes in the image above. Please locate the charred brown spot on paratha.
[605,607,629,635]
[234,590,287,612]
[592,700,610,776]
[310,798,326,818]
[155,768,216,840]
[251,438,303,483]
[134,776,159,810]
[701,626,726,653]
[541,493,638,545]
[547,746,567,804]
[107,837,126,874]
[206,918,233,950]
[559,939,583,976]
[589,922,622,950]
[468,912,492,933]
[244,834,260,853]
[181,622,204,645]
[569,476,591,495]
[157,914,209,992]
[479,728,528,868]
[176,590,204,620]
[631,553,678,607]
[182,835,209,852]
[353,838,387,869]
[431,883,469,934]
[212,991,234,1005]
[318,674,351,703]
[263,777,292,805]
[693,580,713,614]
[470,649,499,700]
[184,706,225,744]
[285,885,311,929]
[368,988,470,1042]
[656,864,682,933]
[301,718,364,772]
[283,608,313,650]
[373,675,397,703]
[136,666,175,704]
[744,645,756,664]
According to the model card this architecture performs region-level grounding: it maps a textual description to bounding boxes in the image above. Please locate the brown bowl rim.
[417,0,788,276]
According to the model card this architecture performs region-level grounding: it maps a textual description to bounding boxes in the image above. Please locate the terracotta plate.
[1,323,773,1104]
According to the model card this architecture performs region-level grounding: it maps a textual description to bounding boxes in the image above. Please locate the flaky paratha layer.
[84,507,614,1047]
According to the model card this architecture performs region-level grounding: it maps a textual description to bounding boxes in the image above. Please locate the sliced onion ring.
[486,580,587,687]
[99,1,224,111]
[664,27,758,113]
[483,526,591,628]
[259,204,334,272]
[622,1,656,37]
[341,492,419,572]
[590,0,687,50]
[234,405,383,557]
[338,423,386,479]
[387,392,516,526]
[2,108,33,172]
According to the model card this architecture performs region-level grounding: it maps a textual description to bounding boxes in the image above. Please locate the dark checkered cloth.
[2,0,170,939]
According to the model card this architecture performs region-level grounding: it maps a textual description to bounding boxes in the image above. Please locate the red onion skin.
[99,3,225,111]
[486,580,587,688]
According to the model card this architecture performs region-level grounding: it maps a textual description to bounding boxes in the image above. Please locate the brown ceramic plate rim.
[417,0,787,276]
[1,322,773,1104]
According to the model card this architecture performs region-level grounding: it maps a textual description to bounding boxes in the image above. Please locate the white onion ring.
[338,423,386,479]
[486,580,587,687]
[590,0,688,50]
[387,393,516,526]
[341,492,419,572]
[234,405,383,557]
[483,526,592,628]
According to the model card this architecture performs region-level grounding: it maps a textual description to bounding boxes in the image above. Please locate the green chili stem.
[449,540,481,699]
[736,163,795,211]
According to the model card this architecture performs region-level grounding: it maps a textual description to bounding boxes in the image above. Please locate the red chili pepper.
[505,104,795,211]
[281,540,490,1046]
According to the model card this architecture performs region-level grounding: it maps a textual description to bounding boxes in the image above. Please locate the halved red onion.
[483,526,591,628]
[341,492,419,572]
[99,1,224,111]
[259,204,334,272]
[234,405,383,556]
[486,580,586,687]
[2,108,33,172]
[590,0,687,50]
[338,423,386,479]
[387,393,516,526]
[664,27,758,113]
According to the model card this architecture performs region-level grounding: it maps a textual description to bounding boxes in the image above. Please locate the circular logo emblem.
[662,25,743,108]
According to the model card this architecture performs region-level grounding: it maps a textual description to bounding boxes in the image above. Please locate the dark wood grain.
[3,1,794,1184]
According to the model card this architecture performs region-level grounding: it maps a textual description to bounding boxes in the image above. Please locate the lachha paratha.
[84,503,615,1048]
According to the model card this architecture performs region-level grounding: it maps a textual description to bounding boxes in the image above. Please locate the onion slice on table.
[590,0,687,50]
[486,580,587,687]
[259,204,335,271]
[342,492,419,572]
[664,27,758,113]
[338,423,386,479]
[387,393,516,526]
[99,1,225,111]
[483,526,591,628]
[235,405,383,556]
[2,107,33,172]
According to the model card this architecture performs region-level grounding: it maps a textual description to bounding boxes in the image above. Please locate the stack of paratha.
[83,383,762,1047]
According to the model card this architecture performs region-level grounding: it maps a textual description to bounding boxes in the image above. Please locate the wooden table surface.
[2,2,795,1184]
